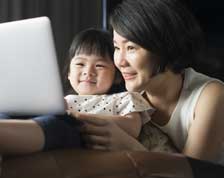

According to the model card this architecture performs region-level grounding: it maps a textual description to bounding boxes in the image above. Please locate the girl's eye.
[75,63,84,67]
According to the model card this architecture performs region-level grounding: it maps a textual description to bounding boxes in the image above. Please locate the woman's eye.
[127,46,135,51]
[114,46,119,51]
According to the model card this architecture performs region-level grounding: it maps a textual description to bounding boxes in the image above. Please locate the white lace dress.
[65,91,154,124]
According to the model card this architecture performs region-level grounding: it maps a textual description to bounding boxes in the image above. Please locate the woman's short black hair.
[63,28,125,94]
[109,0,205,73]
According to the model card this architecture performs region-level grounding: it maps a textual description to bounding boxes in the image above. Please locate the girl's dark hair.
[68,28,114,63]
[63,28,125,94]
[109,0,205,73]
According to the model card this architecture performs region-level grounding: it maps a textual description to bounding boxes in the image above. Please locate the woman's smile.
[122,72,137,80]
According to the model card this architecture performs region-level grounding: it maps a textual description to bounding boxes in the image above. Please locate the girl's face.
[113,30,154,92]
[68,54,116,95]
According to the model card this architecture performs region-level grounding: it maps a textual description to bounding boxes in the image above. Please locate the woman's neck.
[144,70,184,125]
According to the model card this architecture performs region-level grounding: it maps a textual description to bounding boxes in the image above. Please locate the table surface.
[1,149,145,178]
[2,148,223,178]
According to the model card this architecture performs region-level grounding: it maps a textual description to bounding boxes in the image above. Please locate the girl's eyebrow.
[95,58,110,63]
[73,56,110,63]
[73,56,86,60]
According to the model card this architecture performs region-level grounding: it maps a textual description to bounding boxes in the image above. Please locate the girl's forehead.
[71,54,112,63]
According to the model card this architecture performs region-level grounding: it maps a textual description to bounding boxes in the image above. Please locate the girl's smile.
[68,54,116,95]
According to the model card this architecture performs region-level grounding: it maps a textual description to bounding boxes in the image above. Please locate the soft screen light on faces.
[113,30,154,92]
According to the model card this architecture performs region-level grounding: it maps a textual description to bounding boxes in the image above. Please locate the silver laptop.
[0,17,66,116]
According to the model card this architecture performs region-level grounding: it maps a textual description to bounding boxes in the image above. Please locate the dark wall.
[186,0,224,48]
[187,0,224,80]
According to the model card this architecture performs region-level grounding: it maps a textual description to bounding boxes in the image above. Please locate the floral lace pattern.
[138,122,178,153]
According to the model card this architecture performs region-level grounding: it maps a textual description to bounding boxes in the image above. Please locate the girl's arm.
[0,119,44,154]
[183,81,224,161]
[0,114,82,155]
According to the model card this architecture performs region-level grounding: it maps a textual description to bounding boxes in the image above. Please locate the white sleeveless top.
[157,68,224,165]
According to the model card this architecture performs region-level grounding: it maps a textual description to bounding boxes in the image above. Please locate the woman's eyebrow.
[113,39,129,44]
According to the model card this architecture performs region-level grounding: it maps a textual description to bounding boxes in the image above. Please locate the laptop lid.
[0,17,66,116]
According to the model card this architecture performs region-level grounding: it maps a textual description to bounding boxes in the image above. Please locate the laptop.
[0,17,66,116]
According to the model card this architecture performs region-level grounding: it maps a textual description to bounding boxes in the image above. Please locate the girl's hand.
[74,112,147,151]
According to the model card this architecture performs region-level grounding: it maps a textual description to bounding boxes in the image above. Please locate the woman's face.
[68,54,116,95]
[113,30,154,92]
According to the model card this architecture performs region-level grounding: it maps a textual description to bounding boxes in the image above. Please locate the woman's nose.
[115,50,128,67]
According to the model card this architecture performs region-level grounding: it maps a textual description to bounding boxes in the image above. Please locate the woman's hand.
[73,112,147,151]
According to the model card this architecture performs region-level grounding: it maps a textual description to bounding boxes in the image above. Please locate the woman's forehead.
[113,30,128,43]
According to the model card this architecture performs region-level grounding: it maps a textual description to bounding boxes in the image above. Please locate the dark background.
[189,0,224,80]
[0,0,224,83]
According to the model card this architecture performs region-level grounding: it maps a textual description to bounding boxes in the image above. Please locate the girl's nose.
[83,66,96,76]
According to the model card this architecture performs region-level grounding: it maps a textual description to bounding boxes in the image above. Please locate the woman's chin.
[125,84,142,92]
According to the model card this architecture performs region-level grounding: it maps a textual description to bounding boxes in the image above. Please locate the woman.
[75,0,224,177]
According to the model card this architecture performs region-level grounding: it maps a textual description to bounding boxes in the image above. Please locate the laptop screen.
[0,17,65,116]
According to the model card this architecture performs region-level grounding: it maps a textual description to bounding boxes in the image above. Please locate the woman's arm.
[74,112,147,151]
[0,119,44,154]
[70,110,142,138]
[183,81,224,161]
[111,112,142,138]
